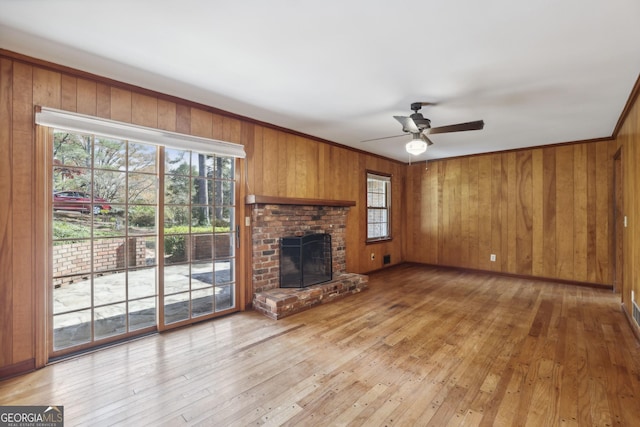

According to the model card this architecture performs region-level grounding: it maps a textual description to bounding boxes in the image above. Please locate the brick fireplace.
[246,195,368,319]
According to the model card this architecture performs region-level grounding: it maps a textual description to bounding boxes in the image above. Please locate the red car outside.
[53,191,111,214]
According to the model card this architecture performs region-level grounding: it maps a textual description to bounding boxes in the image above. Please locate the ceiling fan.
[363,102,484,156]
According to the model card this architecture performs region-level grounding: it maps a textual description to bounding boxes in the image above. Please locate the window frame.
[366,170,392,243]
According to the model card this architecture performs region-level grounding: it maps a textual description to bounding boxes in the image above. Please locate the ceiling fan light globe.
[406,139,427,156]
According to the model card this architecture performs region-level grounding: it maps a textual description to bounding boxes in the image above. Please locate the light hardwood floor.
[1,264,640,426]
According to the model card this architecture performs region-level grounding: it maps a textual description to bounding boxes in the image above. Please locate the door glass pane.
[162,151,236,326]
[165,293,190,324]
[51,130,158,355]
[95,303,127,340]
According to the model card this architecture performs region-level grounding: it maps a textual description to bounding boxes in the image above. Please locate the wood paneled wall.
[0,52,405,376]
[404,139,618,285]
[245,125,406,272]
[616,83,640,326]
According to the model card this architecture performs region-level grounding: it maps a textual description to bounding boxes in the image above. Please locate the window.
[367,172,391,241]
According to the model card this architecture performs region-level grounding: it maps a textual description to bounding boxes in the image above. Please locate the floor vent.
[633,299,640,328]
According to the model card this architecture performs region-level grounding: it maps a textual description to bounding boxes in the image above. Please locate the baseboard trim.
[0,359,36,381]
[399,262,614,290]
[622,304,640,344]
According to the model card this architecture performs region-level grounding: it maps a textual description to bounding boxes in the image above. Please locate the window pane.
[94,270,126,305]
[164,235,188,264]
[129,297,156,331]
[128,143,157,173]
[53,276,91,314]
[53,130,91,168]
[165,174,190,204]
[129,267,157,299]
[94,137,126,171]
[192,288,214,317]
[165,148,191,175]
[165,206,190,231]
[192,206,214,231]
[94,169,126,204]
[165,292,190,324]
[215,284,233,311]
[128,173,157,204]
[95,303,127,340]
[128,207,157,236]
[53,310,91,350]
[164,265,190,293]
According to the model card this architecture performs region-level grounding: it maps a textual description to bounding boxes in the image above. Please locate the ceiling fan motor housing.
[410,112,431,130]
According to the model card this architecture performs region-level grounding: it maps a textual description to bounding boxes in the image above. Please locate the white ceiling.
[1,0,639,162]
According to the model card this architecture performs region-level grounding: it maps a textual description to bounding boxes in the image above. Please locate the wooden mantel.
[245,195,356,207]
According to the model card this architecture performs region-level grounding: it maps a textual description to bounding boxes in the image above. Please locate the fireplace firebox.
[280,233,332,288]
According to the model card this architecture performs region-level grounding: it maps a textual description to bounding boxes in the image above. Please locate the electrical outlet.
[370,253,375,261]
[490,254,496,262]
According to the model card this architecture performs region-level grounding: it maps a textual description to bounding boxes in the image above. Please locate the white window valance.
[35,106,246,158]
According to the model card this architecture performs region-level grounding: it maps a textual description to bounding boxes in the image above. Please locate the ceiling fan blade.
[420,133,434,146]
[425,120,484,135]
[394,115,420,133]
[360,133,406,143]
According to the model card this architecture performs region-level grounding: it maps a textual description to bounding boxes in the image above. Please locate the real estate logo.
[0,406,63,427]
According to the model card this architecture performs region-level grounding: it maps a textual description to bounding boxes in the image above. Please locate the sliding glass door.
[162,148,236,326]
[50,129,237,357]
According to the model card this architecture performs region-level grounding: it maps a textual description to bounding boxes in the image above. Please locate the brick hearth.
[246,196,368,319]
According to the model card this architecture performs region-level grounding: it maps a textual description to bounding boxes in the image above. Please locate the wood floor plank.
[1,264,640,426]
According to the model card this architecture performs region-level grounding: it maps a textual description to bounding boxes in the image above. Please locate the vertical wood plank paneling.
[33,68,61,108]
[477,155,492,271]
[459,157,470,267]
[110,87,131,123]
[316,143,329,199]
[406,165,419,262]
[190,108,212,138]
[586,143,598,282]
[510,151,521,273]
[573,144,588,282]
[60,74,77,112]
[76,78,97,116]
[157,99,176,132]
[531,149,544,276]
[491,154,503,271]
[132,93,158,128]
[261,128,278,195]
[295,137,317,198]
[437,161,447,265]
[542,147,557,278]
[175,104,190,134]
[211,113,223,140]
[499,154,509,272]
[516,151,532,276]
[275,131,287,197]
[467,157,479,269]
[555,145,574,279]
[594,141,611,283]
[0,58,13,367]
[12,62,37,362]
[447,159,462,266]
[251,126,264,196]
[284,133,296,197]
[96,83,110,118]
